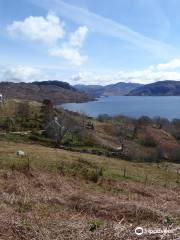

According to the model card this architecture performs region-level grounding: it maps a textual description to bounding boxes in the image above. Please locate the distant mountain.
[74,84,104,97]
[0,81,93,104]
[74,82,142,97]
[128,80,180,96]
[103,82,142,96]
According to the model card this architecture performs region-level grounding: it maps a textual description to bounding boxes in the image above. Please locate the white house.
[0,94,3,103]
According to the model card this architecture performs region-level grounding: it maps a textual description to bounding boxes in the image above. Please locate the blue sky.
[1,0,180,85]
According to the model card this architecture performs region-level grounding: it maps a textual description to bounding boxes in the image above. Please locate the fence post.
[145,175,148,185]
[123,168,126,178]
[27,157,30,171]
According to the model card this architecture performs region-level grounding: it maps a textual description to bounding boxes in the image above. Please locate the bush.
[89,219,104,231]
[21,121,35,129]
[144,147,165,163]
[171,119,180,140]
[138,116,153,126]
[172,130,180,140]
[140,135,157,147]
[153,117,170,130]
[171,148,180,163]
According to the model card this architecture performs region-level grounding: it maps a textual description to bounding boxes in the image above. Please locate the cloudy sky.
[1,0,180,85]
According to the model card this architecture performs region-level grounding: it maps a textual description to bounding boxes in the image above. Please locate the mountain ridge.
[128,80,180,96]
[74,82,142,97]
[0,81,93,104]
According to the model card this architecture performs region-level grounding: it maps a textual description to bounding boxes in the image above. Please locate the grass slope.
[0,140,179,240]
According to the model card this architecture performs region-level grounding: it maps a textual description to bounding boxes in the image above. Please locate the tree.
[15,102,30,123]
[41,99,54,126]
[44,110,82,146]
[5,117,16,132]
[153,117,170,130]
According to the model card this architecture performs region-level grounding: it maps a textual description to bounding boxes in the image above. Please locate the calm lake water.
[61,96,180,120]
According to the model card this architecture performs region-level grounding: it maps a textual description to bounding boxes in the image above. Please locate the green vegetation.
[0,140,179,187]
[89,218,104,231]
[1,99,180,165]
[0,98,180,239]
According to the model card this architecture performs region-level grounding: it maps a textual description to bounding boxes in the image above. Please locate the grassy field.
[0,139,179,239]
[0,99,41,117]
[0,99,180,239]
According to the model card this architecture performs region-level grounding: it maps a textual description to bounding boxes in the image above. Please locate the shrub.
[153,117,170,130]
[116,122,136,139]
[138,116,153,126]
[172,130,180,140]
[89,218,104,231]
[144,146,165,163]
[171,147,180,163]
[140,135,157,147]
[171,119,180,140]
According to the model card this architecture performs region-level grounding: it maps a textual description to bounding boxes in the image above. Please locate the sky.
[1,0,180,85]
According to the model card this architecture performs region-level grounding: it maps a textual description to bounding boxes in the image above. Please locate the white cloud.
[156,58,180,70]
[70,59,180,85]
[71,70,180,85]
[7,12,65,45]
[7,13,88,66]
[2,59,180,85]
[0,66,47,82]
[49,26,88,66]
[28,0,178,59]
[49,45,87,66]
[69,26,88,47]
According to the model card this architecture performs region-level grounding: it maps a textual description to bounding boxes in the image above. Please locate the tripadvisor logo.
[135,226,180,236]
[135,227,144,236]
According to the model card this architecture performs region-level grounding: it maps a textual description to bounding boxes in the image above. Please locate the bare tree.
[45,110,81,146]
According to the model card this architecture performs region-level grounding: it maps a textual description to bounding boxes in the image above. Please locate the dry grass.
[0,99,41,118]
[0,139,179,239]
[92,121,120,148]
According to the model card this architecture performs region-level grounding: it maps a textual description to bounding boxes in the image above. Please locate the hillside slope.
[74,84,104,97]
[0,140,179,240]
[75,82,142,97]
[103,82,142,96]
[128,80,180,96]
[0,81,93,104]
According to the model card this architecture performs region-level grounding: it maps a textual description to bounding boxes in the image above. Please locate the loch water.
[61,96,180,120]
